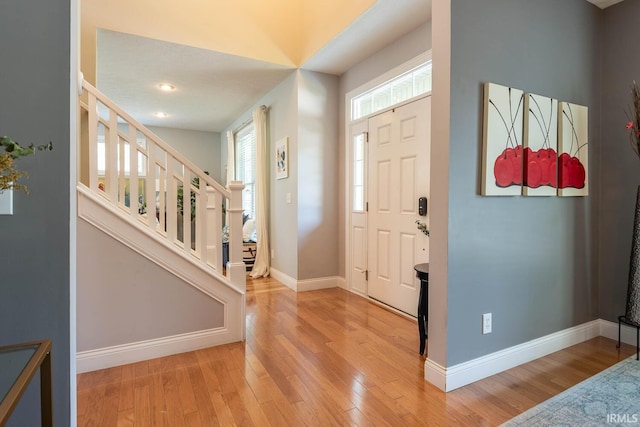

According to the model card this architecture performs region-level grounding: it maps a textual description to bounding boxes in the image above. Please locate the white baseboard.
[269,268,297,290]
[337,276,347,289]
[297,276,341,292]
[424,358,447,391]
[269,268,341,292]
[598,318,639,346]
[77,327,236,373]
[426,319,603,392]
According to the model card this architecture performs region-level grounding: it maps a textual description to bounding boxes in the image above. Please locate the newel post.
[227,180,246,291]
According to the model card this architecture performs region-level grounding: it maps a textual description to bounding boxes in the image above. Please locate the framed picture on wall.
[275,137,288,179]
[557,102,588,196]
[481,82,524,196]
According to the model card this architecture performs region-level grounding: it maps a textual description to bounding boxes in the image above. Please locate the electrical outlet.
[482,313,492,335]
[271,249,275,259]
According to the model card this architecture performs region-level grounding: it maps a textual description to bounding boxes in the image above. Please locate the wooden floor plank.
[117,364,135,414]
[78,277,637,426]
[161,369,186,427]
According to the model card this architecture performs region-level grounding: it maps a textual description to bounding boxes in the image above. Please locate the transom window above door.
[351,61,432,121]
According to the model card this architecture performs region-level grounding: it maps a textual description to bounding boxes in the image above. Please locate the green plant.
[0,136,53,192]
[177,173,209,221]
[177,181,197,221]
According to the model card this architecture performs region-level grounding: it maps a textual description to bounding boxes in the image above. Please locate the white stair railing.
[79,80,246,290]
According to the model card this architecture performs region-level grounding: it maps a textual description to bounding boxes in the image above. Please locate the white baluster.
[182,166,191,253]
[157,164,166,234]
[128,124,138,218]
[166,157,177,244]
[107,110,118,204]
[87,93,98,191]
[195,182,204,261]
[145,139,156,229]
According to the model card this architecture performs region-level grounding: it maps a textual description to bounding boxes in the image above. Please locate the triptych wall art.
[481,82,588,197]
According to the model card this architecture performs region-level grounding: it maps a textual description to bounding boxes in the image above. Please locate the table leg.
[40,351,52,427]
[417,279,428,355]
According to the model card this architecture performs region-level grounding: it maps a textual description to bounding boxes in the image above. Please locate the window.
[96,135,146,176]
[235,124,256,220]
[353,132,365,212]
[351,61,432,121]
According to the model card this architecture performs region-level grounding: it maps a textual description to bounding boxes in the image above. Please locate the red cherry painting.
[484,83,525,195]
[557,152,586,189]
[524,147,542,188]
[494,146,522,187]
[558,102,589,193]
[521,94,559,192]
[484,85,588,196]
[494,151,515,187]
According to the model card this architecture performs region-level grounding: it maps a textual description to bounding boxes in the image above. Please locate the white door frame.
[344,51,432,298]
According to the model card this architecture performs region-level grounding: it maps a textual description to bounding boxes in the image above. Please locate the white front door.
[367,96,431,316]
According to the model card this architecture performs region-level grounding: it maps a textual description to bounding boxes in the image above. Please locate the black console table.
[414,263,429,356]
[617,315,640,361]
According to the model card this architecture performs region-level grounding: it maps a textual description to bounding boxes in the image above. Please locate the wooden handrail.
[81,80,229,197]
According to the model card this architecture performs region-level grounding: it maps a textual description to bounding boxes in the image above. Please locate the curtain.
[250,106,270,278]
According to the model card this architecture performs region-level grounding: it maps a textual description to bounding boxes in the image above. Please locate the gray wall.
[77,220,224,351]
[600,1,640,322]
[147,126,222,183]
[337,21,432,277]
[441,0,602,366]
[224,69,340,281]
[222,24,429,282]
[0,0,72,425]
[224,71,299,278]
[297,70,339,280]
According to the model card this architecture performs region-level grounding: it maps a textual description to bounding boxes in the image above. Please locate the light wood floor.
[77,276,636,426]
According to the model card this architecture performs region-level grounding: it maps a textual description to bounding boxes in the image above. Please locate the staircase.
[76,80,247,372]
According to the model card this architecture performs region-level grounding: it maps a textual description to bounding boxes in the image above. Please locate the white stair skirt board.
[424,319,634,392]
[77,327,236,373]
[269,268,342,292]
[77,184,245,301]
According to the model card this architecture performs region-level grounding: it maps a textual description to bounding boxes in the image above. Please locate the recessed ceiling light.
[158,83,176,92]
[154,112,169,118]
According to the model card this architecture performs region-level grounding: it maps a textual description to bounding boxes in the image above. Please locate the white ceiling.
[98,0,617,133]
[96,0,432,133]
[301,0,432,75]
[97,30,295,132]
